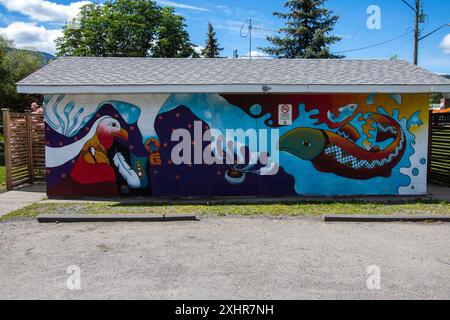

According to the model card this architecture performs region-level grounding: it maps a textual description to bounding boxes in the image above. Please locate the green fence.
[429,112,450,186]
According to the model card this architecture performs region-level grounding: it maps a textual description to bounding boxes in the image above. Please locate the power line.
[401,0,416,11]
[252,26,280,33]
[236,28,414,57]
[393,27,411,58]
[237,29,414,58]
[240,10,431,58]
[332,30,414,54]
[419,23,450,41]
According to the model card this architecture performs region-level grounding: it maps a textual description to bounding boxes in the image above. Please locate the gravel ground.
[1,216,450,300]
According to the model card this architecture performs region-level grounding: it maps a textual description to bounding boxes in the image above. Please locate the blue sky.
[0,0,449,73]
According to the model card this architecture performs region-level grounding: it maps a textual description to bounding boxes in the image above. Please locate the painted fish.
[278,113,406,180]
[327,103,358,124]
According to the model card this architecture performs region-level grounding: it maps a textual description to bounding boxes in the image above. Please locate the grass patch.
[1,200,450,221]
[0,165,5,192]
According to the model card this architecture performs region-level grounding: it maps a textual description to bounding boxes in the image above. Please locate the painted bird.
[70,117,129,185]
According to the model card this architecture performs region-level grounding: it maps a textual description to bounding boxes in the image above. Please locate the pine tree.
[201,23,223,58]
[261,0,343,59]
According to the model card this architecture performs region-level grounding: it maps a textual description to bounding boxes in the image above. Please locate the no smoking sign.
[278,104,293,126]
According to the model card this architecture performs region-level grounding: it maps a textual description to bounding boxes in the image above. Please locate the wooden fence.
[2,109,45,190]
[428,112,450,186]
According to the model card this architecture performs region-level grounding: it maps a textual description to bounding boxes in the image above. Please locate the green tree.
[0,35,44,111]
[57,0,162,57]
[151,7,195,58]
[261,0,343,59]
[201,23,223,58]
[56,3,106,57]
[0,35,12,92]
[56,0,195,58]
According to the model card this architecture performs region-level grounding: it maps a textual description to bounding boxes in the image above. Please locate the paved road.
[1,216,450,300]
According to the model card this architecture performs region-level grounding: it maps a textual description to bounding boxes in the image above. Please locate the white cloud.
[193,45,204,55]
[0,0,90,22]
[215,19,245,33]
[239,50,271,59]
[215,5,233,16]
[215,4,264,20]
[0,22,61,53]
[157,1,210,12]
[440,34,450,54]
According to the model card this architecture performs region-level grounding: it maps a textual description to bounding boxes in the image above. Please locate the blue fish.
[327,104,358,124]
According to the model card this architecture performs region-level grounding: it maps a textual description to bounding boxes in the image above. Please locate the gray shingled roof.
[17,57,450,87]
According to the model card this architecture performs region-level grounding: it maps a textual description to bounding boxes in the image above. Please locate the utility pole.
[402,0,424,65]
[402,1,450,65]
[413,0,420,65]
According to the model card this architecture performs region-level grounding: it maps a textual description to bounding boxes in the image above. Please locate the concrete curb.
[37,214,198,223]
[323,214,450,223]
[43,195,435,205]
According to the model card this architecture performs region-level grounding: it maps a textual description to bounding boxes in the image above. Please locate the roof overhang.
[16,84,450,94]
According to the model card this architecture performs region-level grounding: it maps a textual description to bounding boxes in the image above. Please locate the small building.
[17,58,450,197]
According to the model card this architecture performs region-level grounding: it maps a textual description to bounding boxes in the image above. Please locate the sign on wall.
[278,104,293,126]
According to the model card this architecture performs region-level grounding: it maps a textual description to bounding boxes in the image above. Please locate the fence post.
[25,111,35,183]
[2,108,12,190]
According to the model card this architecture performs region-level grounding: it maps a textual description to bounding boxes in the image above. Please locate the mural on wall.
[44,93,428,197]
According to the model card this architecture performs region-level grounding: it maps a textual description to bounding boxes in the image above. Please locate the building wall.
[44,93,429,197]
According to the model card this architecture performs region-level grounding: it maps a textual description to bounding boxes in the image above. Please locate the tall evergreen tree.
[261,0,343,59]
[201,23,223,58]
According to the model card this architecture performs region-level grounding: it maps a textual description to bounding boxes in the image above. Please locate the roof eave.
[16,84,450,94]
